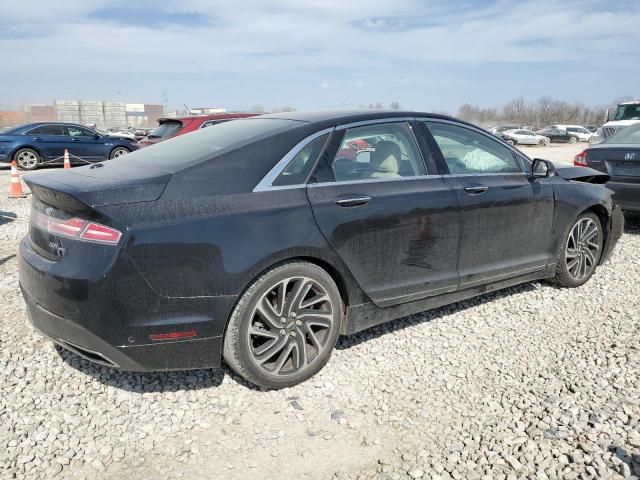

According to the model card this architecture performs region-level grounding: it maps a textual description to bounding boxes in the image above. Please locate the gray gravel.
[1,169,639,479]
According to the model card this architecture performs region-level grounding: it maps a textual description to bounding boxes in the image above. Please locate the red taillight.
[79,222,122,244]
[31,210,121,245]
[149,331,198,341]
[574,150,589,167]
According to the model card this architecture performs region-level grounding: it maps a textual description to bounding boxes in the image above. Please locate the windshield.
[605,124,640,144]
[613,104,640,121]
[147,121,183,139]
[114,118,299,169]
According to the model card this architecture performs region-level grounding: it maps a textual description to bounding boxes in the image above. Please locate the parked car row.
[490,124,596,145]
[0,113,256,170]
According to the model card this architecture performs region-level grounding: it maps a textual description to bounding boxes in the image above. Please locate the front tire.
[506,139,516,146]
[538,139,546,146]
[15,148,40,170]
[223,261,343,389]
[109,147,129,159]
[569,136,578,144]
[551,212,603,288]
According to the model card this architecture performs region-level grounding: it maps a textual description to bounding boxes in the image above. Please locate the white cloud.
[320,81,330,89]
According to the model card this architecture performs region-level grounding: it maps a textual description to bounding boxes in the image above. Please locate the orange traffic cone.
[8,160,26,198]
[64,149,71,169]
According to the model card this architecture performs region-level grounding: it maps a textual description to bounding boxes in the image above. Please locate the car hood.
[553,164,609,184]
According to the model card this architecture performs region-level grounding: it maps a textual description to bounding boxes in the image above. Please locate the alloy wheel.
[565,218,600,281]
[247,276,334,376]
[111,148,128,159]
[17,150,38,169]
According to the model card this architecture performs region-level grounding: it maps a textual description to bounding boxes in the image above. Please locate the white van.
[552,125,593,142]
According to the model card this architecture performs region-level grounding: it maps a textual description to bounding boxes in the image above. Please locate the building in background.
[103,101,127,127]
[144,104,164,124]
[28,105,56,123]
[54,100,81,124]
[0,110,27,127]
[79,101,105,127]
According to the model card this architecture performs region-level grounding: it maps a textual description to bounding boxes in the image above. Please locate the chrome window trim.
[308,174,444,188]
[252,127,335,192]
[335,117,416,131]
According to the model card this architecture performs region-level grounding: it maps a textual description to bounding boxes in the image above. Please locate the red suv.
[139,113,257,148]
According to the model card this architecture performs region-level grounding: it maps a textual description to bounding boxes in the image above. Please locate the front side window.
[65,126,95,137]
[425,122,522,174]
[273,133,330,186]
[331,122,426,182]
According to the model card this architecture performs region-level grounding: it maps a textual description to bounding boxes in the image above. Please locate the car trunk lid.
[586,145,640,183]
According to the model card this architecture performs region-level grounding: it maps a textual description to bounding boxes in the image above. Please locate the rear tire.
[550,212,603,288]
[569,136,578,144]
[14,148,40,170]
[223,261,343,389]
[507,139,515,146]
[538,139,545,146]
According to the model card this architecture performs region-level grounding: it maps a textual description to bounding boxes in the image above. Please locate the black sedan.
[575,124,640,211]
[19,111,623,389]
[536,127,580,144]
[0,122,139,170]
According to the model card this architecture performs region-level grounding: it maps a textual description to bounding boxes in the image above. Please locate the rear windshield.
[147,121,183,139]
[605,125,640,144]
[118,118,299,169]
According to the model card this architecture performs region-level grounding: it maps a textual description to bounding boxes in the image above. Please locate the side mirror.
[94,134,101,140]
[588,134,603,145]
[531,158,554,178]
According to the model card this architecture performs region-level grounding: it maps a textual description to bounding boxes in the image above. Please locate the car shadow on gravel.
[624,212,640,234]
[610,445,640,476]
[55,345,230,393]
[337,282,538,351]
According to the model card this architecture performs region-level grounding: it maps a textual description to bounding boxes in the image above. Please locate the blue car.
[0,122,139,170]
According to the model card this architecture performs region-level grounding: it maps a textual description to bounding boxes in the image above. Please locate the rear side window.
[122,118,299,169]
[148,121,183,139]
[273,133,330,186]
[425,122,521,174]
[65,126,95,137]
[27,125,65,136]
[331,122,426,182]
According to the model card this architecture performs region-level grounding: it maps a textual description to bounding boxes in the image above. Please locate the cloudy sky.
[0,0,638,112]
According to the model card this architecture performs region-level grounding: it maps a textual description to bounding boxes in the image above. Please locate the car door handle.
[335,195,372,207]
[463,184,489,195]
[33,137,42,141]
[71,138,80,142]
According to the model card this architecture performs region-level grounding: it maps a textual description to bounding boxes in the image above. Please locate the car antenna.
[184,104,192,115]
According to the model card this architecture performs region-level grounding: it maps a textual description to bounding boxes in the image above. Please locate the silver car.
[502,129,550,146]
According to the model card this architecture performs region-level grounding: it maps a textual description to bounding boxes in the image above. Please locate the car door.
[64,125,108,160]
[25,124,67,160]
[306,120,461,307]
[422,120,555,288]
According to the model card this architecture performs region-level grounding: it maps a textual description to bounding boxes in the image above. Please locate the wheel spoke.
[567,258,580,276]
[272,342,295,374]
[254,335,289,363]
[584,248,596,267]
[582,225,597,243]
[256,297,284,330]
[566,247,578,259]
[306,326,323,353]
[299,293,329,309]
[292,332,308,369]
[286,278,313,314]
[248,325,278,340]
[303,313,332,329]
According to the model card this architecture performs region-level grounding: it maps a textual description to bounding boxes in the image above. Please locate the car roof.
[258,109,457,124]
[158,113,256,122]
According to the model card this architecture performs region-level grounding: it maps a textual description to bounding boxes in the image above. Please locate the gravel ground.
[518,143,585,165]
[1,166,639,480]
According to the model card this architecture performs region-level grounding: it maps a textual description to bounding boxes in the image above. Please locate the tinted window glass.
[148,121,183,139]
[330,122,425,182]
[425,122,521,174]
[273,133,329,186]
[605,124,640,144]
[120,118,298,169]
[27,125,64,136]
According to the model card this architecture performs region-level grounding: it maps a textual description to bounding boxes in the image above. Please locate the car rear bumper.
[607,181,640,211]
[19,236,230,372]
[22,287,222,371]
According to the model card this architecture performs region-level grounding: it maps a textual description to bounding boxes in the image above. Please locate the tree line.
[456,96,633,129]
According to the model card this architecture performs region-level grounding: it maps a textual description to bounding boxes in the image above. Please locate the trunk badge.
[625,153,636,160]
